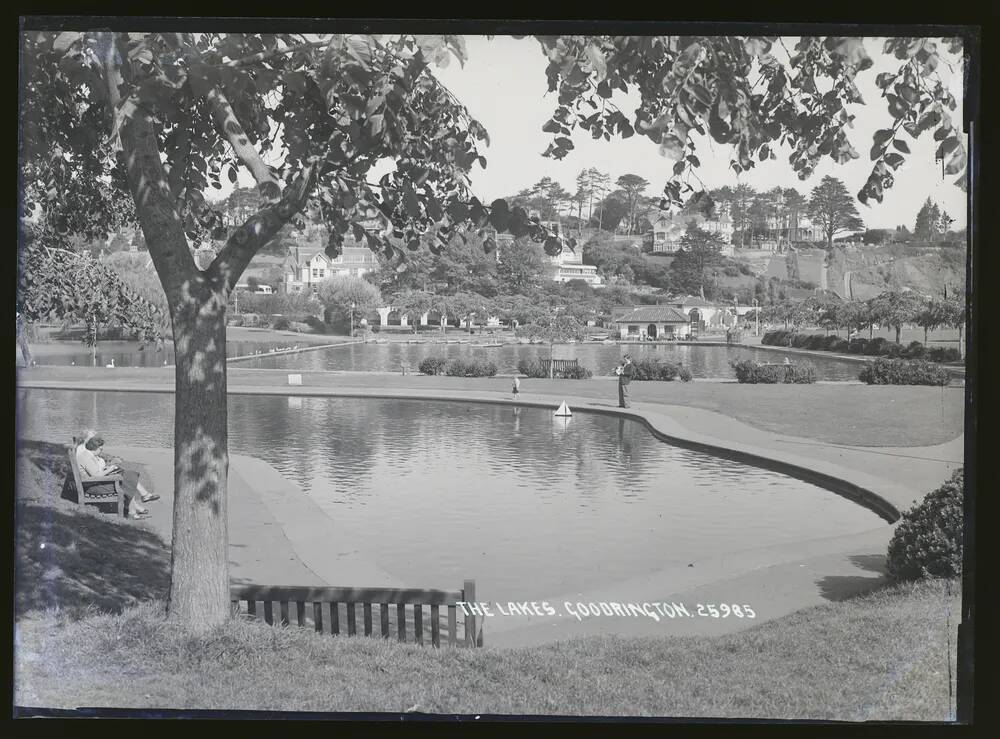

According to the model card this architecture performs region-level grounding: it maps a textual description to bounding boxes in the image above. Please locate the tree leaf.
[892,139,910,154]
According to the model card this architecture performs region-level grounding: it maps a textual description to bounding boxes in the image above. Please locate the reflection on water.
[29,340,293,367]
[246,341,863,380]
[19,391,882,600]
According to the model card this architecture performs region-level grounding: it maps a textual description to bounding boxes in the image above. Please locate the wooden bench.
[230,579,483,648]
[66,445,126,518]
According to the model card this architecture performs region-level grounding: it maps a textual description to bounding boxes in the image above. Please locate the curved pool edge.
[17,377,947,525]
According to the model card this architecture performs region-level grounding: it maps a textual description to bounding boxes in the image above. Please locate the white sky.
[222,35,968,231]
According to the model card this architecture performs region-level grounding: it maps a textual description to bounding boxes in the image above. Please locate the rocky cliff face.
[823,246,965,300]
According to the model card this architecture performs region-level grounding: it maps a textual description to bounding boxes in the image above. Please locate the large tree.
[496,237,549,293]
[615,174,650,235]
[316,274,382,331]
[807,176,866,249]
[671,222,725,297]
[869,290,922,344]
[913,197,943,241]
[22,30,968,630]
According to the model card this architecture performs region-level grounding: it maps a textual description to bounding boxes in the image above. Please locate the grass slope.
[14,441,958,719]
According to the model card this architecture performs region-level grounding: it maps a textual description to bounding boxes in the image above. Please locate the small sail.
[554,401,572,417]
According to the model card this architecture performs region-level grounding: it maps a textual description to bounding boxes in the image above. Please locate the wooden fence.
[230,580,482,648]
[549,358,580,373]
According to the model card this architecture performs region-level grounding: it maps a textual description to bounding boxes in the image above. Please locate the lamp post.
[753,298,759,337]
[350,302,355,337]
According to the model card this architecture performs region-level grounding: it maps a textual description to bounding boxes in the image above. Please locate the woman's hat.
[76,428,97,446]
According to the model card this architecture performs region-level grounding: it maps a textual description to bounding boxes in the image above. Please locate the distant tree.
[807,176,865,249]
[671,223,724,297]
[869,290,923,344]
[316,275,382,331]
[519,312,589,377]
[913,197,943,241]
[729,183,757,248]
[616,174,650,235]
[497,237,549,294]
[837,299,874,340]
[591,193,629,232]
[105,251,172,337]
[914,298,953,345]
[862,228,893,245]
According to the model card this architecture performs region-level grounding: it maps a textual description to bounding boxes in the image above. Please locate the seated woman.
[75,431,159,519]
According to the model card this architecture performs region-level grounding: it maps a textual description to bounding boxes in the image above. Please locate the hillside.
[726,244,966,300]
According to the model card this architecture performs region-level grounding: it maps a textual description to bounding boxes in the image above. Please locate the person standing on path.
[617,354,634,408]
[511,374,520,400]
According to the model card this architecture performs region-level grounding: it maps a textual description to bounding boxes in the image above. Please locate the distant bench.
[230,579,482,648]
[549,359,579,373]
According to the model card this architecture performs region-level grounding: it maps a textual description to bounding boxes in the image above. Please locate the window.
[628,325,639,334]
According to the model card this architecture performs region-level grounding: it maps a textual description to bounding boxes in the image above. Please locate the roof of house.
[613,306,691,323]
[670,295,717,307]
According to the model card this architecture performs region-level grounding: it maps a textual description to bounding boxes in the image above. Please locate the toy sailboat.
[554,401,572,417]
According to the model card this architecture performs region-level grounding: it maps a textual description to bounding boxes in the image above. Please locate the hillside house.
[284,247,380,294]
[613,306,692,340]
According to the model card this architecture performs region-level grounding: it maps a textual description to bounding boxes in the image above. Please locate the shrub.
[516,358,592,379]
[732,359,785,383]
[418,357,448,375]
[444,358,498,377]
[787,362,817,383]
[903,341,925,359]
[866,337,891,355]
[731,359,816,384]
[927,346,962,363]
[858,358,951,386]
[303,315,326,333]
[848,338,870,354]
[272,317,291,331]
[228,315,245,327]
[887,469,964,581]
[630,358,680,381]
[678,365,693,382]
[762,329,793,347]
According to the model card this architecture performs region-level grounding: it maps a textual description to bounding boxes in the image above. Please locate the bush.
[303,315,326,333]
[731,359,817,384]
[630,358,680,381]
[272,317,291,331]
[418,357,448,375]
[866,337,891,355]
[848,338,870,354]
[678,365,693,382]
[228,315,245,327]
[762,329,793,347]
[444,358,498,377]
[858,358,951,386]
[516,358,592,379]
[887,469,964,581]
[903,341,925,359]
[927,346,962,363]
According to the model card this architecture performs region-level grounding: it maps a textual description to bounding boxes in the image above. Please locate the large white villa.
[284,246,381,294]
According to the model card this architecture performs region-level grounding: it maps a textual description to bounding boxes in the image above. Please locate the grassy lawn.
[15,443,959,719]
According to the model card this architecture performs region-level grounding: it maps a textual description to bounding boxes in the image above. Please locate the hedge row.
[628,358,693,382]
[857,358,951,386]
[730,359,817,384]
[516,358,593,379]
[762,330,961,362]
[417,357,498,377]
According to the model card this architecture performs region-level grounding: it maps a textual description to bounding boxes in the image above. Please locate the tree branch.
[209,157,323,293]
[178,34,281,201]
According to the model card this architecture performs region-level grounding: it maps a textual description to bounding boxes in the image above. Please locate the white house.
[285,247,380,294]
[649,212,735,255]
[549,243,603,286]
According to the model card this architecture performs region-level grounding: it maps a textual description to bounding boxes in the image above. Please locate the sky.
[221,35,968,231]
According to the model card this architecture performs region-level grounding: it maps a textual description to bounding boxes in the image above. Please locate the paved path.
[20,367,964,647]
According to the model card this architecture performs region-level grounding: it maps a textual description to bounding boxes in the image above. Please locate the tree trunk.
[924,326,928,345]
[895,325,901,344]
[167,284,231,629]
[16,319,32,367]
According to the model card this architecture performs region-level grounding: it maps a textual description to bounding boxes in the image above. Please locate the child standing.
[511,374,520,399]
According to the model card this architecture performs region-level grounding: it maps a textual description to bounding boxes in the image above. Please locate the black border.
[11,11,991,734]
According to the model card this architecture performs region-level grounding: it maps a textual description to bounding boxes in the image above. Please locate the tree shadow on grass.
[815,554,888,602]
